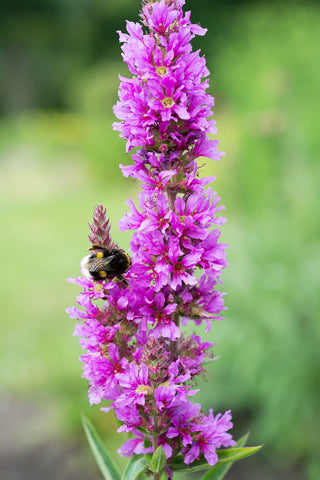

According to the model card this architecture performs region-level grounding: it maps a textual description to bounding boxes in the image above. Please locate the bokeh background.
[1,0,319,479]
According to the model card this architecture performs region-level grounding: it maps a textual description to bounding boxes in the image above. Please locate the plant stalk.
[153,415,160,480]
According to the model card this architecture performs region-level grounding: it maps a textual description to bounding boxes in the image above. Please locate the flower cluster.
[113,0,223,162]
[67,0,235,475]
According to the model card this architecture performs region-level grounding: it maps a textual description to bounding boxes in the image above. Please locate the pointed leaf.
[149,446,167,473]
[236,432,250,448]
[171,445,262,473]
[214,445,263,465]
[81,414,121,480]
[122,455,148,480]
[144,437,152,449]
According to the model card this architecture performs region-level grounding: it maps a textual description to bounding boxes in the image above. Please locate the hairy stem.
[166,185,180,361]
[169,312,180,357]
[166,187,177,211]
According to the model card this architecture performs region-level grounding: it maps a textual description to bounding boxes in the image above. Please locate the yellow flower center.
[156,66,168,77]
[135,385,153,395]
[94,283,104,293]
[162,97,175,108]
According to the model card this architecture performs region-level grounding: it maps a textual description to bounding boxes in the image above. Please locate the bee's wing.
[89,257,113,272]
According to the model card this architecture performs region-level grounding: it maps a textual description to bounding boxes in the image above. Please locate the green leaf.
[122,455,148,480]
[81,413,121,480]
[160,472,168,480]
[214,445,263,465]
[149,446,167,473]
[235,431,250,448]
[143,437,152,449]
[143,436,152,465]
[200,462,230,479]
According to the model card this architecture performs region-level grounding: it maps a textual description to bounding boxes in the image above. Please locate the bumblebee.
[81,244,131,284]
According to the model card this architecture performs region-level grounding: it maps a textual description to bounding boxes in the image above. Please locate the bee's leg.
[88,244,105,251]
[115,274,129,287]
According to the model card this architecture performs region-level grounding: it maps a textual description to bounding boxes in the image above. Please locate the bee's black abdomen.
[110,251,131,274]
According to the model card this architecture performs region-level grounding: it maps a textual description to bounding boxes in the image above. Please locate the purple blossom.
[141,291,180,340]
[167,401,200,447]
[118,431,152,456]
[115,363,152,407]
[113,0,224,161]
[182,410,236,465]
[67,0,236,472]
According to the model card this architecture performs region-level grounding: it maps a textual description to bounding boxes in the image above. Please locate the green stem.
[153,415,159,480]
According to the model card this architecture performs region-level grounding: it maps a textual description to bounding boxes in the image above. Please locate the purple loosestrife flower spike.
[67,0,237,475]
[88,205,116,248]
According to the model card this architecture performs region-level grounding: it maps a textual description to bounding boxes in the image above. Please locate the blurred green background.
[1,0,319,479]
